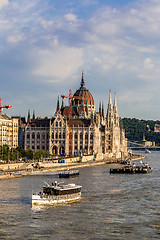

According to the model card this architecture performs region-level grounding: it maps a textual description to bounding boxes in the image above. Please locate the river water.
[0,151,159,240]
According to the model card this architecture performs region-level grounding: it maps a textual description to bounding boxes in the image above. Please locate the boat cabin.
[43,182,81,196]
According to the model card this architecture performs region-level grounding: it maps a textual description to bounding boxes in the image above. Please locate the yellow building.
[0,114,19,148]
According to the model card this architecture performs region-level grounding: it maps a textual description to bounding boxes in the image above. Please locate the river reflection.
[0,151,160,240]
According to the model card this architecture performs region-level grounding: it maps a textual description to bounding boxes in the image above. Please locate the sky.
[0,0,160,120]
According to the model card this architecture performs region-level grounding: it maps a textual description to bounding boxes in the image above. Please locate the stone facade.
[0,114,19,148]
[24,74,128,160]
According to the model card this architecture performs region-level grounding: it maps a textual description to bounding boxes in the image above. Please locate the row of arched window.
[75,133,93,140]
[27,133,48,139]
[52,132,94,140]
[52,132,65,139]
[55,121,62,127]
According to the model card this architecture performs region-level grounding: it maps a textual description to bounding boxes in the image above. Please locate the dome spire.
[81,71,85,88]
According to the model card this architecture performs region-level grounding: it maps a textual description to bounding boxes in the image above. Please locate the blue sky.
[0,0,160,120]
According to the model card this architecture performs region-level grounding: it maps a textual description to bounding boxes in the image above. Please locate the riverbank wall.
[0,153,145,180]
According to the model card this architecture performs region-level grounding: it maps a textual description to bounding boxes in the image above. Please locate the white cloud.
[144,58,154,69]
[40,19,54,29]
[33,46,83,82]
[7,32,25,44]
[64,14,78,22]
[0,0,8,10]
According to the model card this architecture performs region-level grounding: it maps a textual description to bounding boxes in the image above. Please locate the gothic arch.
[59,146,65,155]
[52,146,58,155]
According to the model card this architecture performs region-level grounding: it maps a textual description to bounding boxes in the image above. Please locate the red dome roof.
[73,73,94,106]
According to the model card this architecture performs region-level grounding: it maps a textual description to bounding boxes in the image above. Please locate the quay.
[0,153,144,180]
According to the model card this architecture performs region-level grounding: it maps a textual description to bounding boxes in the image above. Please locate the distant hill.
[120,118,160,146]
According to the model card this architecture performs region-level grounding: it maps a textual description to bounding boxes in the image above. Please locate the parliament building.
[24,73,128,160]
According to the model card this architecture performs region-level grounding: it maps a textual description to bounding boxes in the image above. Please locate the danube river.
[0,151,159,240]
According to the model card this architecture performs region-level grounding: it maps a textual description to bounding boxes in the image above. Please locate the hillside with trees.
[120,118,160,146]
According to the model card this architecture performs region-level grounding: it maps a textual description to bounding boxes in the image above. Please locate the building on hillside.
[0,114,19,148]
[24,73,128,160]
[154,124,160,132]
[140,135,155,147]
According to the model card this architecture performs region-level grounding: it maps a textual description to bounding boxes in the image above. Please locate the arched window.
[90,133,93,140]
[52,146,58,155]
[52,132,54,138]
[56,132,58,139]
[85,133,88,140]
[80,133,83,140]
[37,133,40,139]
[80,133,83,145]
[63,132,65,139]
[32,133,35,139]
[74,133,78,139]
[59,132,61,139]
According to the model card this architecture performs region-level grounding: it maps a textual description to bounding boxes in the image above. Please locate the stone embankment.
[0,154,144,180]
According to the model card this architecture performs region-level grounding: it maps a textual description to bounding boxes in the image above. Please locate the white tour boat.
[32,181,82,205]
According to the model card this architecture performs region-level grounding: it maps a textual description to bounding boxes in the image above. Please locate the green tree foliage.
[120,118,160,145]
[0,145,51,162]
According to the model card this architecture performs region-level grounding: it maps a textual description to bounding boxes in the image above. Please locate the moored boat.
[59,169,79,178]
[32,181,82,205]
[110,161,152,174]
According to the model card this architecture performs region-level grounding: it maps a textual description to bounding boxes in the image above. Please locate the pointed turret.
[109,89,112,105]
[56,96,60,113]
[27,110,31,123]
[106,90,114,129]
[99,102,102,116]
[102,102,104,118]
[113,93,119,127]
[32,110,35,120]
[61,98,64,112]
[113,93,118,112]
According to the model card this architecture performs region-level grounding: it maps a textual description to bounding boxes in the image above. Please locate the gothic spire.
[56,96,60,113]
[106,90,114,128]
[99,102,102,116]
[61,98,64,110]
[113,93,119,127]
[32,110,35,120]
[109,89,112,105]
[27,110,31,123]
[113,93,118,112]
[102,102,104,118]
[81,71,85,88]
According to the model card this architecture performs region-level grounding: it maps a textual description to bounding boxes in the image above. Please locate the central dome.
[73,73,94,106]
